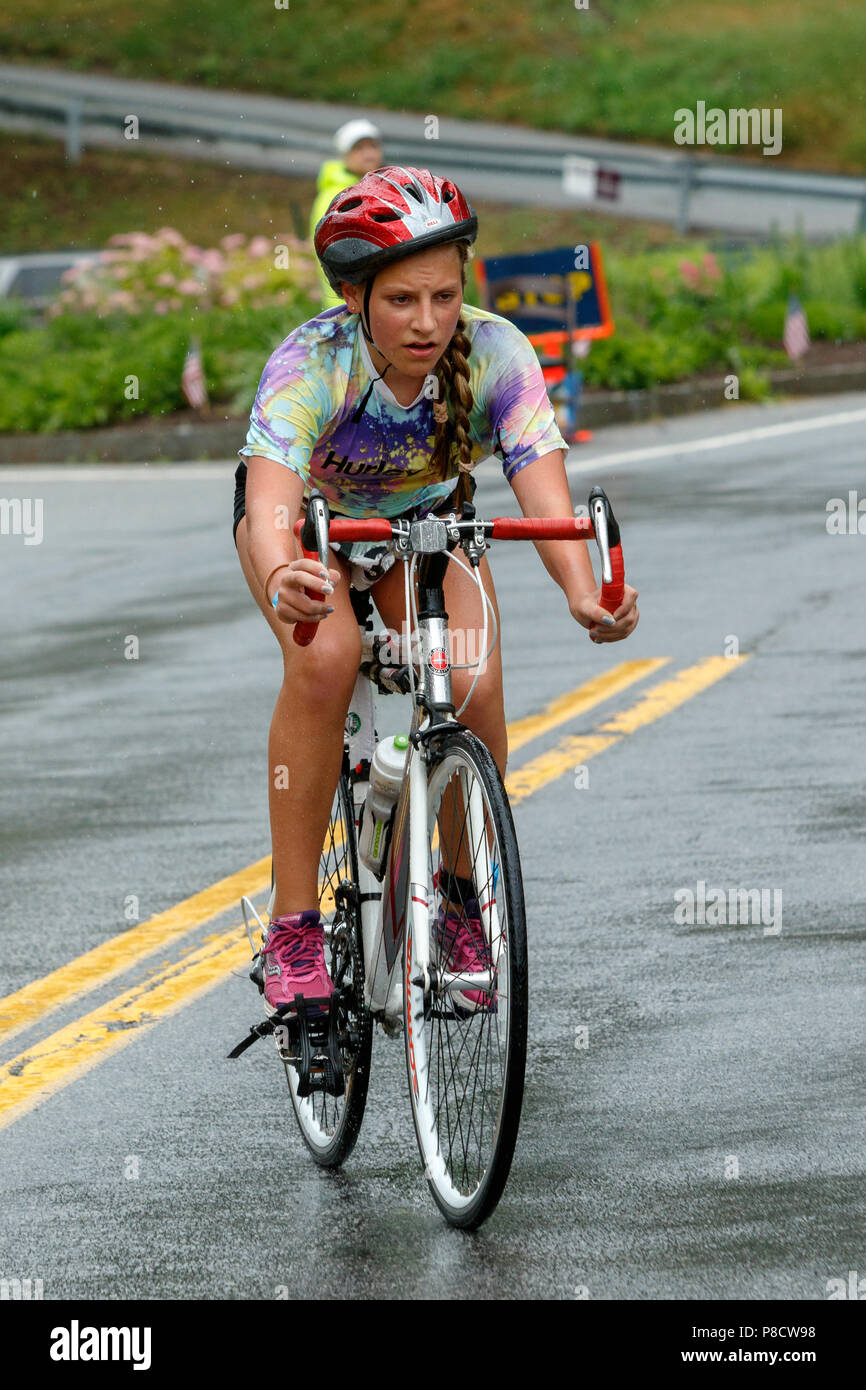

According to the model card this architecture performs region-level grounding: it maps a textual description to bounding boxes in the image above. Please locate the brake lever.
[588,485,625,617]
[293,489,331,647]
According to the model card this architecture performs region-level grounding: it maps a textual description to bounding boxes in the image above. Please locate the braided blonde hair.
[429,242,475,513]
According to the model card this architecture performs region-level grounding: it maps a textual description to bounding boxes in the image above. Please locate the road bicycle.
[230,484,624,1229]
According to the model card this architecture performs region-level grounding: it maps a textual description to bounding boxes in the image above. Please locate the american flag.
[783,295,810,361]
[181,341,208,409]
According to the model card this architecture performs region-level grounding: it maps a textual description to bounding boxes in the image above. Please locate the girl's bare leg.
[235,518,360,916]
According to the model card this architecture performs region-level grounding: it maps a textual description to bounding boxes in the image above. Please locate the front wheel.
[404,729,528,1229]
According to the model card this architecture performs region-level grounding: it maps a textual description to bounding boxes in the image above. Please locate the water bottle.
[358,734,410,878]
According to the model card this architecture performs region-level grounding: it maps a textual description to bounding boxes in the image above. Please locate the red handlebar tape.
[599,543,625,615]
[291,539,320,647]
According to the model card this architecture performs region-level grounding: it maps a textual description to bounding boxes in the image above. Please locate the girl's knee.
[281,620,361,699]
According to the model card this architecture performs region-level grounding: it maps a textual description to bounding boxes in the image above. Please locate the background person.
[309,118,384,308]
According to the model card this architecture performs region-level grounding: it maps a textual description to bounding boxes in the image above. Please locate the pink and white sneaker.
[260,909,335,1018]
[434,897,497,1018]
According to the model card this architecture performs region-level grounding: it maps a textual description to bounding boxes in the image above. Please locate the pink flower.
[221,233,246,250]
[154,300,170,314]
[248,236,272,258]
[678,260,701,288]
[111,233,155,258]
[200,249,225,273]
[156,227,186,247]
[156,272,177,287]
[60,266,83,283]
[176,278,202,294]
[702,252,721,281]
[220,289,240,305]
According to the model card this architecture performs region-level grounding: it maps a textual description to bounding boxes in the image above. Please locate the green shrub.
[801,299,866,341]
[734,366,774,402]
[0,299,30,338]
[0,304,317,432]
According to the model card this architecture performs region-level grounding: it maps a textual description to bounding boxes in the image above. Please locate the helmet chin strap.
[360,276,391,368]
[351,273,394,423]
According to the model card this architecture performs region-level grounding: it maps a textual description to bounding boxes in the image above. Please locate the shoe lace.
[262,923,324,978]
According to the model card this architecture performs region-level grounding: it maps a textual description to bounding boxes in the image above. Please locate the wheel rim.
[406,747,511,1211]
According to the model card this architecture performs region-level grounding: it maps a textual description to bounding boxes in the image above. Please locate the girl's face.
[341,244,464,382]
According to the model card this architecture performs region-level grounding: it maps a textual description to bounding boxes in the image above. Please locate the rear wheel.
[285,762,372,1166]
[404,729,528,1229]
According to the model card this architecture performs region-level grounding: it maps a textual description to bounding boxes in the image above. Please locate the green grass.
[1,0,865,170]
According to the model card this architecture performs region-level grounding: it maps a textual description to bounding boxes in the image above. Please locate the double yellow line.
[0,654,746,1130]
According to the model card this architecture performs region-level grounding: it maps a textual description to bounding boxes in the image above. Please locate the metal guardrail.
[2,65,866,239]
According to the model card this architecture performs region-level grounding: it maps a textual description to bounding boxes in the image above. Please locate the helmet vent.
[442,188,454,202]
[404,183,423,202]
[371,210,399,222]
[339,196,363,210]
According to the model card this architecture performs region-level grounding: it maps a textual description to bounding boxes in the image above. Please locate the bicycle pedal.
[281,994,346,1099]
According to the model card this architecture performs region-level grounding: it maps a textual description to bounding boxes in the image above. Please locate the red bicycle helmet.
[314,166,478,292]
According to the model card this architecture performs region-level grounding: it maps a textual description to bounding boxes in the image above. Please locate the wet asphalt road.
[0,394,864,1300]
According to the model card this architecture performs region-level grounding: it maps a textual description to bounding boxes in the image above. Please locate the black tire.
[285,766,373,1166]
[403,728,528,1229]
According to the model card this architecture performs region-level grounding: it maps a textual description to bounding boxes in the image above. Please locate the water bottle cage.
[358,797,397,881]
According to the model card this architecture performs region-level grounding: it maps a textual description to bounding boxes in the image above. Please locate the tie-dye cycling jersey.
[237,302,567,517]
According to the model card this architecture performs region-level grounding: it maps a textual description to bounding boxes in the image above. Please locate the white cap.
[334,118,383,156]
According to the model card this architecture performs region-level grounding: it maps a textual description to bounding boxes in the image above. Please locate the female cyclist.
[233,166,639,1017]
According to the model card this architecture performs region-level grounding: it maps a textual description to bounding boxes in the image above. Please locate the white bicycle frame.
[343,532,502,1026]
